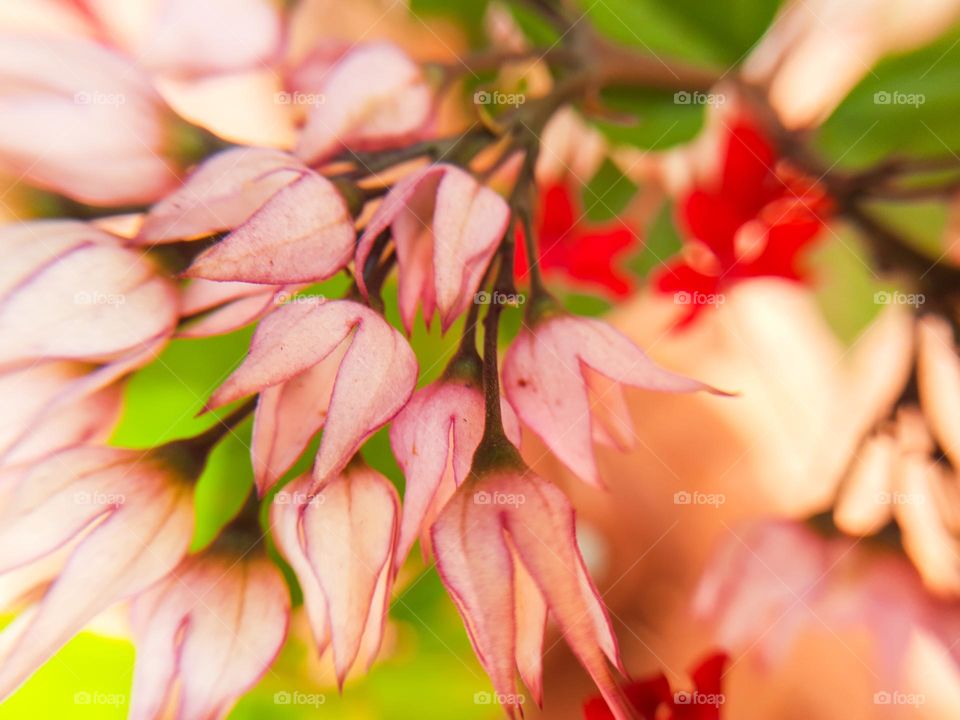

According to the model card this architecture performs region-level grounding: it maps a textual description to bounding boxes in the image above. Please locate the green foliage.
[818,30,960,167]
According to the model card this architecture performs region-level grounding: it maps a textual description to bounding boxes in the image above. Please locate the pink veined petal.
[0,467,194,699]
[309,308,418,483]
[252,340,348,496]
[0,220,91,298]
[139,0,282,78]
[355,165,444,300]
[512,544,546,707]
[180,279,272,315]
[918,315,960,470]
[390,382,520,568]
[207,300,418,485]
[0,225,178,370]
[270,475,331,655]
[0,362,122,466]
[0,34,175,205]
[497,475,631,719]
[583,367,634,451]
[178,291,279,339]
[130,552,290,720]
[431,488,521,714]
[295,42,432,164]
[185,172,355,284]
[207,299,369,408]
[0,446,138,573]
[431,168,510,331]
[503,316,720,486]
[138,148,305,244]
[300,465,398,687]
[393,190,438,333]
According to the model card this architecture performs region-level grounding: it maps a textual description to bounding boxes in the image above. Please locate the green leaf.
[580,0,783,66]
[582,158,637,221]
[817,30,960,168]
[593,86,709,150]
[629,200,683,278]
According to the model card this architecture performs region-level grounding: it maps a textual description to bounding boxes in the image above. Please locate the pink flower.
[207,299,418,494]
[271,464,398,686]
[128,537,290,720]
[134,0,283,78]
[138,147,356,285]
[390,375,521,567]
[292,42,433,165]
[0,34,178,205]
[0,445,196,698]
[432,466,633,718]
[356,163,510,332]
[694,519,960,682]
[502,314,723,486]
[0,362,121,466]
[176,279,294,339]
[0,220,178,372]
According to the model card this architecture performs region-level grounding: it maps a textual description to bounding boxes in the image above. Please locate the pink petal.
[295,42,432,164]
[252,340,348,495]
[513,552,546,706]
[138,148,305,244]
[390,381,520,567]
[918,315,960,470]
[0,362,122,466]
[270,475,331,654]
[178,290,280,339]
[185,172,355,284]
[0,222,178,370]
[0,451,194,698]
[300,464,398,686]
[431,168,510,330]
[431,486,520,712]
[139,0,282,78]
[129,552,290,720]
[0,34,175,205]
[832,432,895,536]
[355,165,444,300]
[503,315,720,486]
[208,300,418,485]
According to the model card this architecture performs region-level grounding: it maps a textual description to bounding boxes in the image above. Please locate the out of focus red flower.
[583,652,729,720]
[655,116,831,323]
[516,181,636,297]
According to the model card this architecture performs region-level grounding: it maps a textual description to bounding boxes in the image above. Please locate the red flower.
[655,116,831,323]
[516,181,636,297]
[583,652,729,720]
